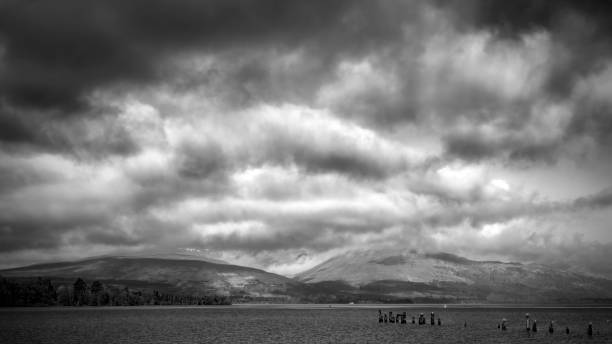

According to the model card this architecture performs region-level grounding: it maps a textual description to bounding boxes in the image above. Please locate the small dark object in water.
[464,321,467,328]
[437,318,441,326]
[412,316,415,324]
[430,312,435,325]
[497,323,500,329]
[525,313,531,332]
[389,311,394,323]
[532,320,537,332]
[501,318,507,331]
[401,312,407,324]
[548,321,554,334]
[378,309,383,323]
[384,314,388,323]
[565,326,570,335]
[588,322,593,337]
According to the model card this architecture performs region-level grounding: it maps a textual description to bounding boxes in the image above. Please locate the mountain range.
[3,249,612,304]
[296,250,612,303]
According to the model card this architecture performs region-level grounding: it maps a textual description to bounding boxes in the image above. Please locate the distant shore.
[3,303,612,311]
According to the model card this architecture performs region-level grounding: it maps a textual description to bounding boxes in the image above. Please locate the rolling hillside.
[295,250,612,303]
[0,256,300,302]
[3,250,612,304]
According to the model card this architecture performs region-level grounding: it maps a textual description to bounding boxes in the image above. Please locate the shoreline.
[2,303,612,311]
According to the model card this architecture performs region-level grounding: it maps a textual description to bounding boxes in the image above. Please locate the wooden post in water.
[525,313,531,333]
[548,321,554,334]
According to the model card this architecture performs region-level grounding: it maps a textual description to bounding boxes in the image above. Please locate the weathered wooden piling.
[525,313,531,332]
[548,321,554,334]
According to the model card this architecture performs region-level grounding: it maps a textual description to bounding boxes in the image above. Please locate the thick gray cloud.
[575,187,612,209]
[1,1,612,278]
[0,0,416,153]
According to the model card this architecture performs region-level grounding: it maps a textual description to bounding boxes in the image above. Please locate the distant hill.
[4,250,612,304]
[0,256,299,303]
[295,250,612,303]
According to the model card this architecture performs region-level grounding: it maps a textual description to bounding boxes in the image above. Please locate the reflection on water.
[1,306,611,343]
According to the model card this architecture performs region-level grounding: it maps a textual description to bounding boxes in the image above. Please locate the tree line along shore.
[0,276,231,307]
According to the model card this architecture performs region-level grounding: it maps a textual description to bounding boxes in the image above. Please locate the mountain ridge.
[295,249,612,303]
[3,250,612,304]
[0,256,299,302]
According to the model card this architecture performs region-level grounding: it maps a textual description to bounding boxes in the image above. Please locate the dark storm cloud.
[443,130,560,163]
[444,0,612,35]
[261,137,407,180]
[575,186,612,209]
[0,206,113,252]
[569,93,612,147]
[426,0,612,162]
[442,0,612,82]
[0,0,419,155]
[2,0,610,161]
[0,106,139,156]
[175,140,229,180]
[1,0,612,276]
[0,0,408,111]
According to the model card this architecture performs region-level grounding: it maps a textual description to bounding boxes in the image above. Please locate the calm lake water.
[1,305,611,343]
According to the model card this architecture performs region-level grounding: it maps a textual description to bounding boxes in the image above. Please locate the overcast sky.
[1,0,611,277]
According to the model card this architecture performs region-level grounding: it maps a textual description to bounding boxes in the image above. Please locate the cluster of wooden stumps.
[376,311,598,337]
[378,310,441,326]
[499,313,595,337]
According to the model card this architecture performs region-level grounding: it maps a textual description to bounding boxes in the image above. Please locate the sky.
[0,0,611,277]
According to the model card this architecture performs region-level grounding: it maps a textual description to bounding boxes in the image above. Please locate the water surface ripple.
[1,306,611,343]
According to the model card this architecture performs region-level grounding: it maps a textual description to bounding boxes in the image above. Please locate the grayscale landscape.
[1,0,612,343]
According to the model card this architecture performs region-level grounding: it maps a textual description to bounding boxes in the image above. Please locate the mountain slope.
[0,256,298,301]
[295,250,612,303]
[4,251,612,304]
